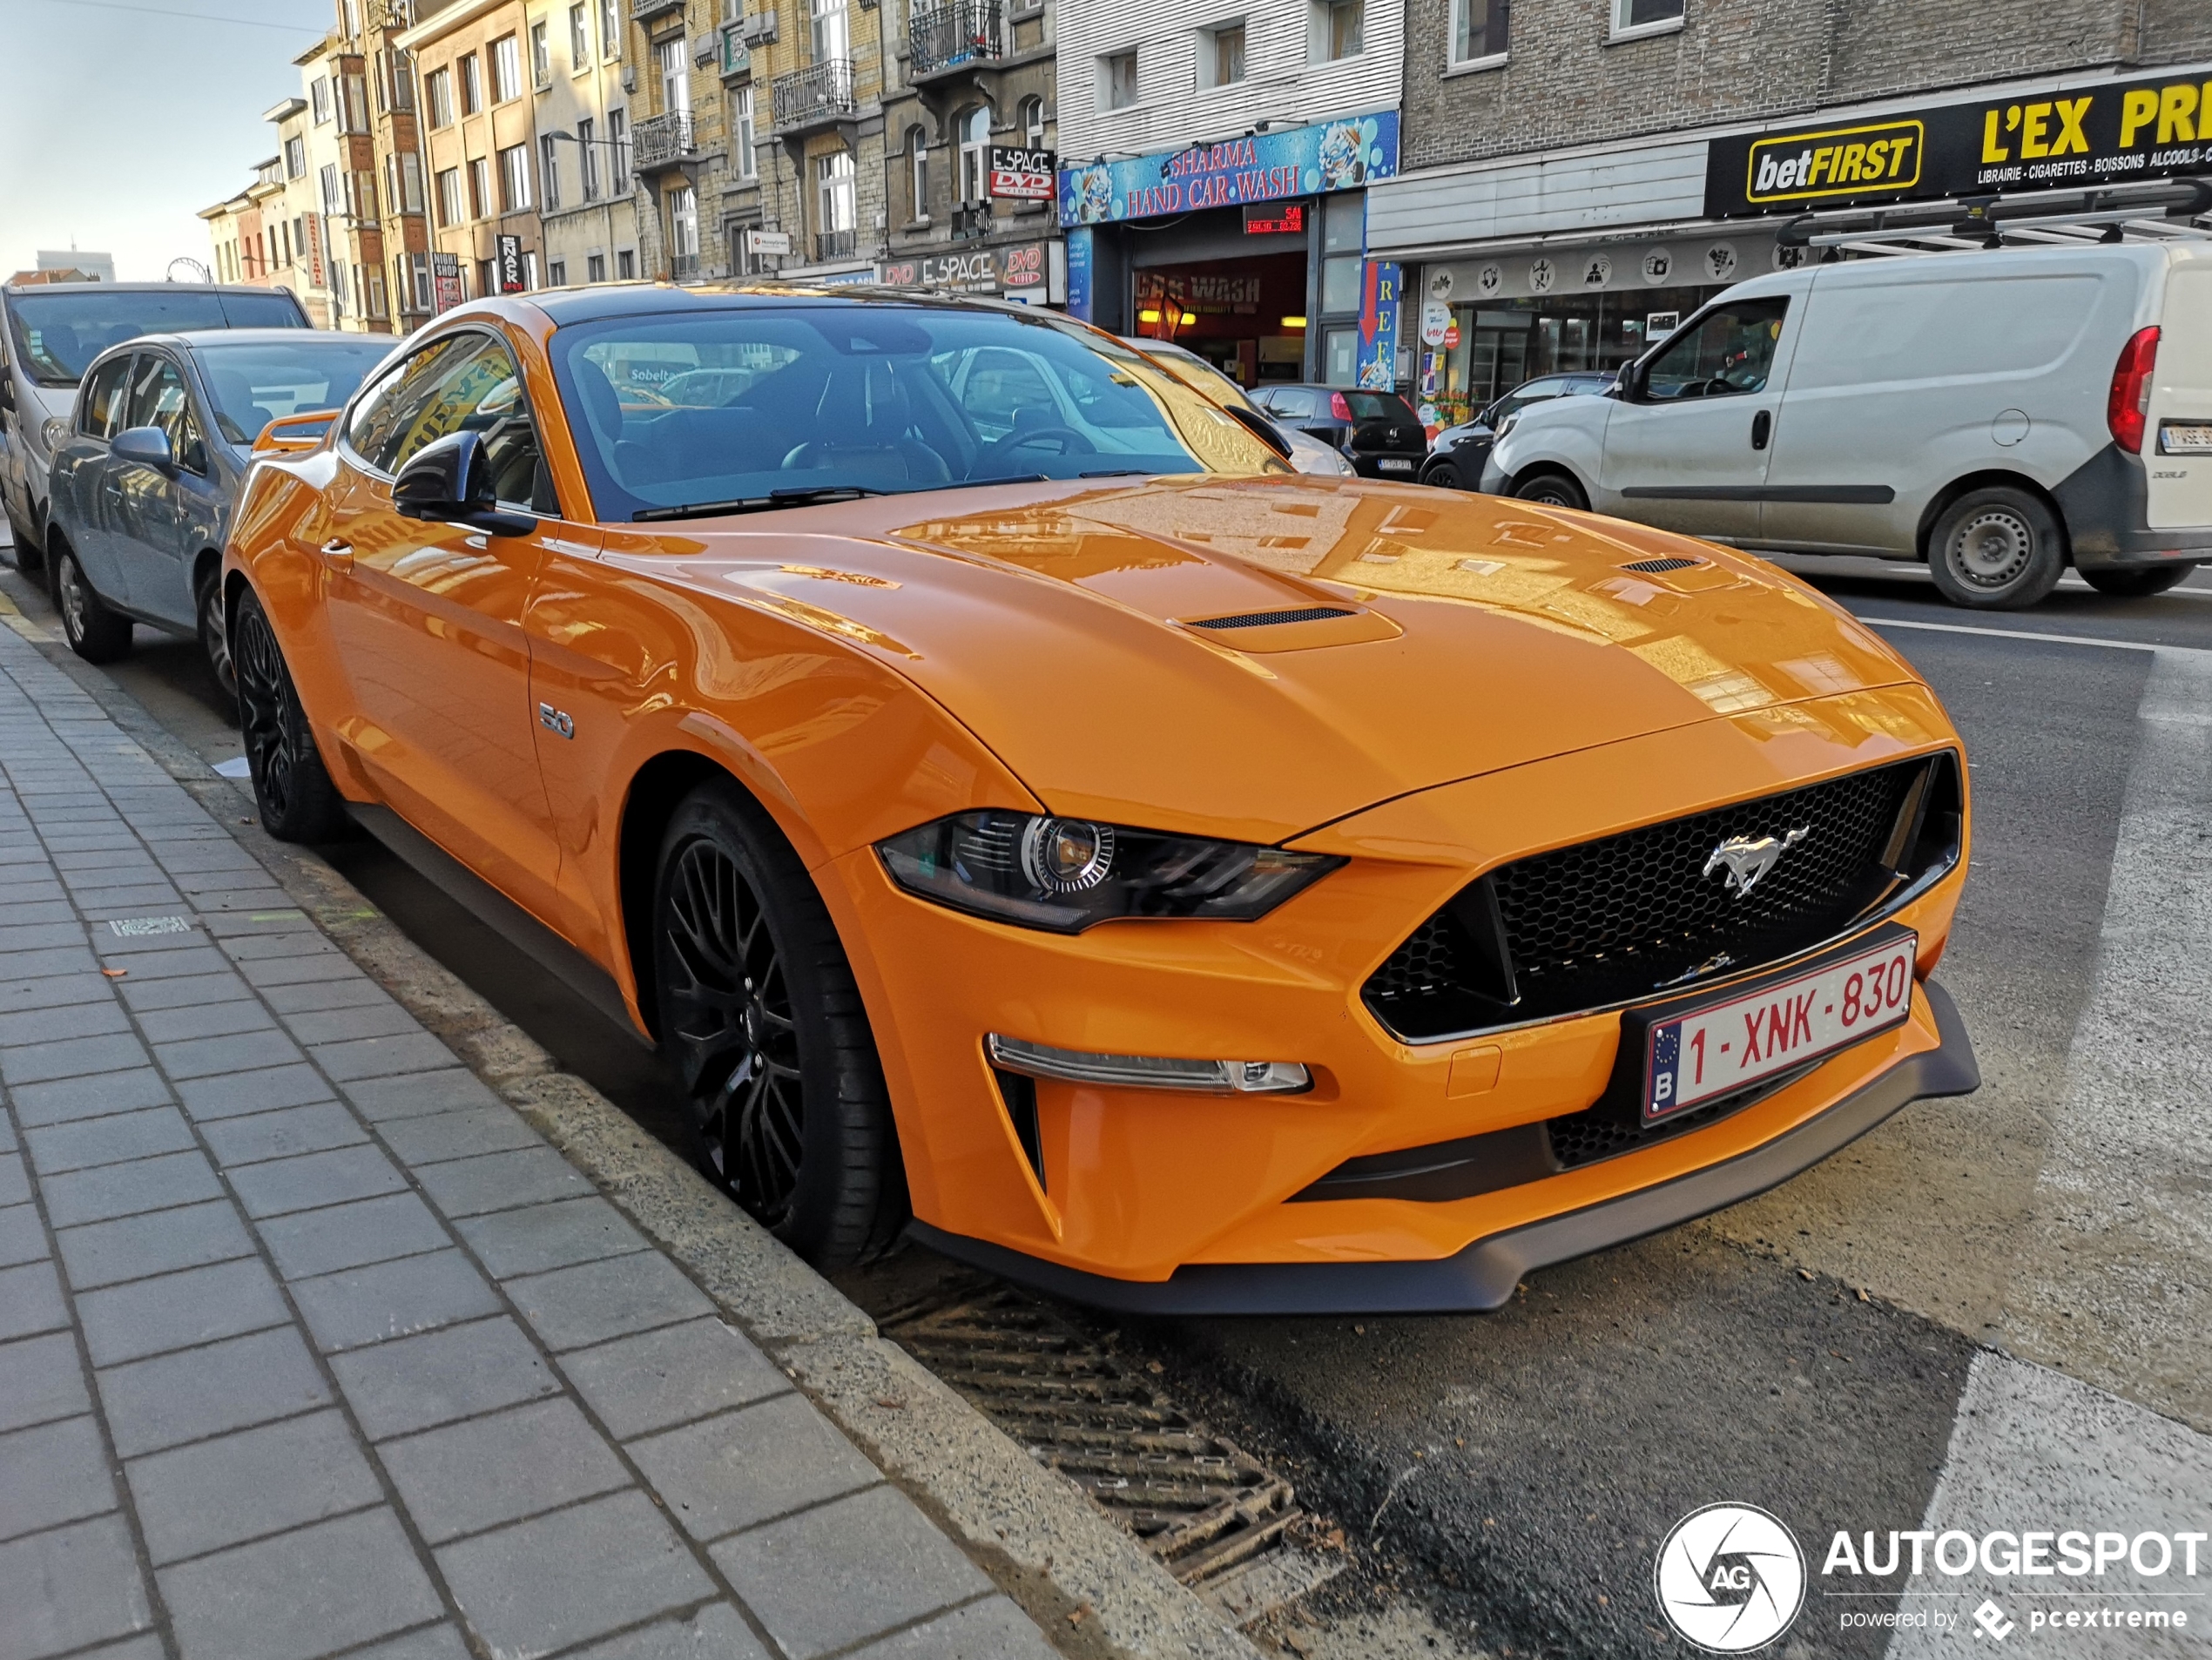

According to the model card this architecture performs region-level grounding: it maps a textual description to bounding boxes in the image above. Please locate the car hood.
[609,476,1923,845]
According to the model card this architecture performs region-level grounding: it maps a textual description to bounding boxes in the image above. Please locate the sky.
[0,0,338,282]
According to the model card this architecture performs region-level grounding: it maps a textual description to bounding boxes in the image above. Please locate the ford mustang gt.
[223,284,1976,1312]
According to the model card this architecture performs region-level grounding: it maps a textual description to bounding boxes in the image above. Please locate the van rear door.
[2147,258,2212,533]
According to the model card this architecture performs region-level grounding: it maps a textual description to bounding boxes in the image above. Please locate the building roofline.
[395,0,511,53]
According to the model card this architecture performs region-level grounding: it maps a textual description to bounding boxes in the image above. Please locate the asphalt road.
[6,527,2209,1659]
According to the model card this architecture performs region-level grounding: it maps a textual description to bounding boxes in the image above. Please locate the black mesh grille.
[1364,755,1957,1043]
[1545,1063,1812,1170]
[1619,557,1701,574]
[1190,607,1358,630]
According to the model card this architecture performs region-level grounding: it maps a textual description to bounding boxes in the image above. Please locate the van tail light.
[1329,391,1354,422]
[2108,326,2159,453]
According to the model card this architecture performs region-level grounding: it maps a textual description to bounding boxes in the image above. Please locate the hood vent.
[1618,557,1701,574]
[1190,606,1359,630]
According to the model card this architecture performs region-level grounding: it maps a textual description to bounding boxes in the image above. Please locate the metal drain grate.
[878,1279,1302,1584]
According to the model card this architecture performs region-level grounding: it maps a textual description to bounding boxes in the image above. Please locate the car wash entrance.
[1131,238,1308,388]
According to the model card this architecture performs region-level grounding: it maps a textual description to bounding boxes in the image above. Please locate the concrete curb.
[3,599,1262,1660]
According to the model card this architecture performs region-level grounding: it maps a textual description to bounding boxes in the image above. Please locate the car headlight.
[878,809,1343,934]
[41,417,71,451]
[1495,413,1519,440]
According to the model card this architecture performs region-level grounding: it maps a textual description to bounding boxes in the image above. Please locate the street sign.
[496,234,526,294]
[745,228,792,256]
[988,145,1055,201]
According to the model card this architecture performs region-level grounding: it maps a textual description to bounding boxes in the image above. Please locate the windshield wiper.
[1077,469,1151,479]
[633,484,894,523]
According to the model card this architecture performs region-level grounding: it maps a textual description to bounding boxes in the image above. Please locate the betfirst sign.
[1706,65,2212,215]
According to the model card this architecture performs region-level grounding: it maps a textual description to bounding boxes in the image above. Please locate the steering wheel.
[981,425,1097,467]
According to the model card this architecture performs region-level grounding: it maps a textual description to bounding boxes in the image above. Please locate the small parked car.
[1420,373,1616,490]
[1,280,307,576]
[1251,383,1429,478]
[1116,338,1351,476]
[44,329,393,689]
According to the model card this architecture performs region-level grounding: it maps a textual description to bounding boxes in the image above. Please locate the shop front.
[1060,113,1401,390]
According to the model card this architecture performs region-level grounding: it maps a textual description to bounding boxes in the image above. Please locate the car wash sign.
[1705,64,2212,215]
[1060,112,1397,227]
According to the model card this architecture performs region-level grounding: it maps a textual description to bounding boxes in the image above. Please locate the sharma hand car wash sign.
[1705,66,2212,215]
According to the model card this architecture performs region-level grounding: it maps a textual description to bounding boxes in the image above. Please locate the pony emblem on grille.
[1703,827,1811,897]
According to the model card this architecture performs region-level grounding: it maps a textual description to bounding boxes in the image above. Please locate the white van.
[1479,242,2212,609]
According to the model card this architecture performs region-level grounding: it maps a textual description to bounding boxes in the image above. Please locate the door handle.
[1750,410,1772,451]
[319,538,354,570]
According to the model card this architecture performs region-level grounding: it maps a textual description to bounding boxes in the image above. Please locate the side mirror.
[112,425,177,475]
[392,429,533,537]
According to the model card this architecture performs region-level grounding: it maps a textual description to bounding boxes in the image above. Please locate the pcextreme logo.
[1745,120,1923,204]
[1655,1504,1808,1652]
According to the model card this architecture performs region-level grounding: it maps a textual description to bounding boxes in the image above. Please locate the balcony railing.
[772,57,855,132]
[908,0,1002,78]
[631,0,685,18]
[814,228,858,261]
[632,110,698,171]
[950,202,993,240]
[671,252,700,280]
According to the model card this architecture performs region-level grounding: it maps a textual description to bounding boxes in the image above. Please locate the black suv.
[1420,371,1617,490]
[1251,384,1428,479]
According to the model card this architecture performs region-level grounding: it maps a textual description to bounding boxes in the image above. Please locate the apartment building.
[304,0,438,333]
[1378,0,2212,425]
[293,38,362,325]
[402,0,550,302]
[1054,0,1401,386]
[527,0,641,287]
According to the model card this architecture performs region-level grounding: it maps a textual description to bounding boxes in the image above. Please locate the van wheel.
[2080,563,2196,599]
[1514,470,1588,510]
[1928,487,2064,610]
[52,546,133,664]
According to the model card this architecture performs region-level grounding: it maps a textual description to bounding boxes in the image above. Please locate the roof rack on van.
[1777,177,2212,256]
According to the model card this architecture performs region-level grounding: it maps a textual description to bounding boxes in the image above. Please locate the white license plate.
[1643,933,1917,1122]
[2159,422,2212,455]
[1377,458,1415,472]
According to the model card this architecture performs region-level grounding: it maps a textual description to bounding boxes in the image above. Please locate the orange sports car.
[223,285,1976,1312]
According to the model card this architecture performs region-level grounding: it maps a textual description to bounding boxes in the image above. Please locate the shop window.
[1323,191,1364,253]
[1324,327,1358,387]
[1611,0,1682,35]
[1451,0,1507,64]
[1320,256,1362,314]
[1100,50,1139,111]
[1197,21,1245,89]
[1312,0,1363,61]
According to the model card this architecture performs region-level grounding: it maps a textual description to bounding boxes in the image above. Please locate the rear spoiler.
[252,410,337,455]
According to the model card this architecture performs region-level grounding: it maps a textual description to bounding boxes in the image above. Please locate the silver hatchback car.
[44,329,392,689]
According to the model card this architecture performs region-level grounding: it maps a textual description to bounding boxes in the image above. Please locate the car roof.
[1,280,294,299]
[518,280,1059,327]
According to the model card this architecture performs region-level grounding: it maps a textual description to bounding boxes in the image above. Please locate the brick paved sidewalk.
[0,625,1055,1660]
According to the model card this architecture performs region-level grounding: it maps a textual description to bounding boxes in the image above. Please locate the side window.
[356,333,557,516]
[1642,298,1790,401]
[1271,388,1317,418]
[78,355,135,439]
[345,338,471,474]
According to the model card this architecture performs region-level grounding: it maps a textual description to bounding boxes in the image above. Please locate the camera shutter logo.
[1654,1503,1806,1653]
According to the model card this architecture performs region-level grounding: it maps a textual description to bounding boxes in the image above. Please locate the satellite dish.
[166,257,212,284]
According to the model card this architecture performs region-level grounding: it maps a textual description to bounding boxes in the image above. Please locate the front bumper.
[912,978,1977,1313]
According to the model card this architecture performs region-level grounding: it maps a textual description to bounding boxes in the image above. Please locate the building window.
[906,124,929,220]
[491,35,522,101]
[587,252,607,282]
[1313,0,1362,59]
[340,71,369,132]
[426,66,453,125]
[609,109,630,191]
[600,0,620,57]
[498,144,532,211]
[311,75,330,123]
[285,135,307,178]
[366,268,388,320]
[579,117,600,197]
[541,134,562,208]
[460,52,482,113]
[549,259,567,286]
[733,85,757,179]
[1020,95,1045,147]
[436,167,463,226]
[384,152,424,215]
[656,34,690,114]
[382,48,415,112]
[476,258,496,299]
[530,21,551,87]
[469,155,492,218]
[320,162,342,215]
[957,105,991,202]
[668,186,699,271]
[1100,50,1138,111]
[617,247,636,279]
[1451,0,1507,63]
[1613,0,1683,30]
[811,0,849,62]
[815,149,855,254]
[570,3,590,71]
[1198,21,1245,89]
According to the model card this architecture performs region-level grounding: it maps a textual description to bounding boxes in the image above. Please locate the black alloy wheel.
[653,780,906,1267]
[1420,461,1464,490]
[2080,563,2197,599]
[1513,469,1589,510]
[197,571,237,704]
[51,545,133,664]
[233,588,347,841]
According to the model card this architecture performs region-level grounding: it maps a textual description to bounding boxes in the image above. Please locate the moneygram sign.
[1706,64,2212,216]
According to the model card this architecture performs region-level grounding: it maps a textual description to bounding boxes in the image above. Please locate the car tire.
[2079,562,2197,599]
[233,587,349,842]
[1513,469,1588,510]
[652,779,907,1269]
[197,569,237,705]
[1927,487,2065,611]
[51,544,133,664]
[1420,462,1463,491]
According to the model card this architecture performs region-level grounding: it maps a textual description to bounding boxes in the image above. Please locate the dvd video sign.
[988,146,1055,201]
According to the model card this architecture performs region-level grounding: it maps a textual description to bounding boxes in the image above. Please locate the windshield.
[550,304,1285,521]
[196,340,393,447]
[5,290,306,386]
